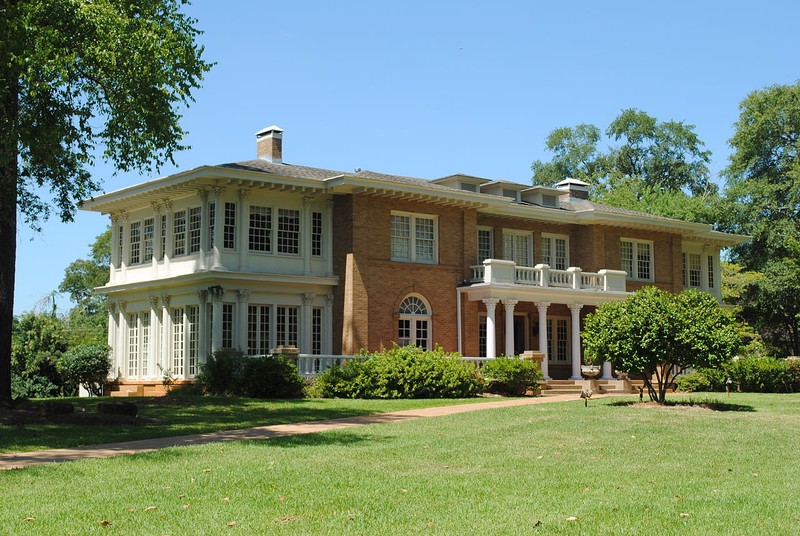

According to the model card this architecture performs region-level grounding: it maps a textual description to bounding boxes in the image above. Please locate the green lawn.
[0,396,488,453]
[2,393,799,535]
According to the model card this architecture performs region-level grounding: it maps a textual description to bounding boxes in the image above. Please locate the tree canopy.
[582,287,741,403]
[0,0,212,401]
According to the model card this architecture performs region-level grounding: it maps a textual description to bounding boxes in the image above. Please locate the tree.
[531,109,717,221]
[58,343,111,396]
[11,311,69,398]
[721,83,800,355]
[0,1,212,402]
[582,287,741,403]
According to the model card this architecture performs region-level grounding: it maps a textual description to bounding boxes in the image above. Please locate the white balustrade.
[471,259,629,293]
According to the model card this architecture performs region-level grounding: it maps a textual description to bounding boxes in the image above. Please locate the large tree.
[722,83,800,355]
[582,287,740,403]
[531,108,718,222]
[0,0,212,402]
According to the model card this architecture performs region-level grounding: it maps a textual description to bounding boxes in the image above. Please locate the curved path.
[0,392,627,470]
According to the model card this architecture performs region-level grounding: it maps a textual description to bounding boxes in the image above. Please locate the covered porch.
[458,259,631,380]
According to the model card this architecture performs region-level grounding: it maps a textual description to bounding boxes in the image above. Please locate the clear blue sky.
[13,0,800,314]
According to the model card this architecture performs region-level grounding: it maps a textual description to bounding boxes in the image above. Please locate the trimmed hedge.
[480,356,544,396]
[310,346,484,399]
[676,356,800,393]
[197,351,305,398]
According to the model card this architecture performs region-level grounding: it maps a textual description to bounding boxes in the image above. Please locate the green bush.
[57,344,111,396]
[726,356,800,393]
[480,357,544,396]
[312,345,484,399]
[675,372,712,393]
[197,351,304,398]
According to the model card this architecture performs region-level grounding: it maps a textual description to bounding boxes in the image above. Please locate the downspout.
[456,287,462,355]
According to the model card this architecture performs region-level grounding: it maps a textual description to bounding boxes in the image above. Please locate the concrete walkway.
[0,393,625,470]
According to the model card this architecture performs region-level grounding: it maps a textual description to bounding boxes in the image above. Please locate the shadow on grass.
[607,399,756,412]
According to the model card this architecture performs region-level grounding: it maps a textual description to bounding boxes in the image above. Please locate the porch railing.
[470,260,627,292]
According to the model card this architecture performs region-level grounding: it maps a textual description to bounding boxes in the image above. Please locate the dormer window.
[502,189,518,201]
[542,194,558,208]
[460,183,477,192]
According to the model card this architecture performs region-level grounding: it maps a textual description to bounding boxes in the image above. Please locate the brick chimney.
[555,178,590,200]
[256,125,283,163]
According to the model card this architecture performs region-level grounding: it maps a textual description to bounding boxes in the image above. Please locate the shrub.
[675,372,712,393]
[312,345,483,399]
[197,351,304,398]
[480,357,544,396]
[58,344,111,396]
[725,356,800,393]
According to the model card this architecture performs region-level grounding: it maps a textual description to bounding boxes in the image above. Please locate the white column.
[238,189,249,271]
[503,299,518,357]
[303,196,313,276]
[302,293,315,354]
[150,203,162,271]
[237,289,250,351]
[148,297,160,379]
[211,187,224,270]
[198,191,208,271]
[602,360,613,380]
[325,294,335,354]
[325,199,334,277]
[483,298,500,359]
[197,290,208,364]
[119,213,129,281]
[107,302,117,379]
[536,301,550,380]
[209,286,224,351]
[163,201,173,274]
[117,301,127,379]
[110,216,119,283]
[569,303,583,380]
[160,295,171,374]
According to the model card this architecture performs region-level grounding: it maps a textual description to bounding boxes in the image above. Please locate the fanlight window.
[398,295,431,350]
[399,296,429,316]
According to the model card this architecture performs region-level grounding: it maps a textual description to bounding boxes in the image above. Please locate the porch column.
[148,296,160,379]
[163,201,173,274]
[151,203,162,271]
[117,301,127,378]
[302,293,315,354]
[107,302,117,379]
[325,199,335,276]
[483,298,500,359]
[303,197,313,276]
[535,301,550,380]
[160,295,171,374]
[119,213,129,280]
[209,286,224,352]
[238,189,249,271]
[237,289,250,351]
[569,303,583,379]
[196,290,208,363]
[503,299,518,357]
[211,187,224,270]
[198,191,208,270]
[602,361,613,380]
[109,216,119,283]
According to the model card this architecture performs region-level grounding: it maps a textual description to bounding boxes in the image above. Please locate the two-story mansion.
[81,126,746,392]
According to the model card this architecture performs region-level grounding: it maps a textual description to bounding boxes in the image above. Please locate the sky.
[13,0,800,314]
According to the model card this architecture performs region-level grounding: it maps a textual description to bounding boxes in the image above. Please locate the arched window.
[398,295,431,350]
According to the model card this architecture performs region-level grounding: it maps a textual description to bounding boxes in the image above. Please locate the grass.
[1,393,799,534]
[0,395,489,454]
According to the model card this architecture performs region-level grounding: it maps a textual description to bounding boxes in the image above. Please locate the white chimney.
[256,125,283,163]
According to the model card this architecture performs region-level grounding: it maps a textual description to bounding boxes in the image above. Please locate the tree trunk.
[0,3,19,403]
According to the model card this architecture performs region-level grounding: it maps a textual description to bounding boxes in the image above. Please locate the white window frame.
[546,317,571,364]
[397,294,432,350]
[541,233,569,270]
[390,211,438,264]
[477,226,493,264]
[502,229,533,267]
[621,238,654,282]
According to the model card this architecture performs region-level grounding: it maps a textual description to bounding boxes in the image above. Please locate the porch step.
[106,382,168,397]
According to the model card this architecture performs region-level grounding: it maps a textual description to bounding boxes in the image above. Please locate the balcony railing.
[470,259,627,292]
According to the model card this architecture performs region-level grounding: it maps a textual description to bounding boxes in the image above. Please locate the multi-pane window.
[247,305,270,355]
[160,215,167,260]
[312,307,322,355]
[208,202,215,249]
[117,225,124,266]
[276,306,299,347]
[140,312,150,376]
[129,222,141,265]
[707,255,715,289]
[686,252,702,288]
[477,227,493,264]
[188,207,202,254]
[277,208,301,255]
[502,230,532,267]
[249,206,272,252]
[312,212,323,257]
[478,316,487,358]
[173,210,187,257]
[223,202,236,249]
[620,239,653,281]
[547,318,570,363]
[143,218,155,262]
[128,313,139,377]
[542,235,569,270]
[391,212,438,263]
[397,295,431,350]
[187,306,198,377]
[172,307,185,377]
[222,303,234,349]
